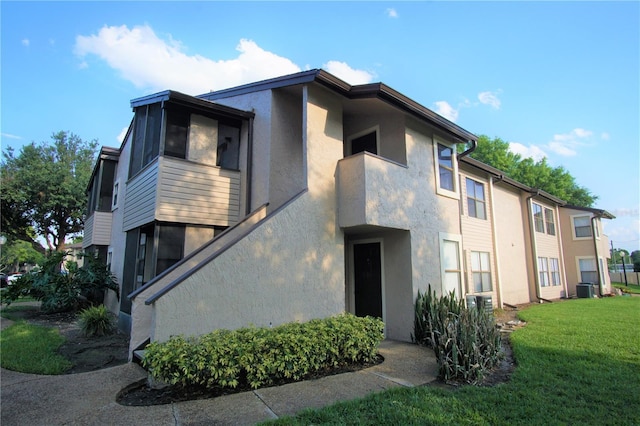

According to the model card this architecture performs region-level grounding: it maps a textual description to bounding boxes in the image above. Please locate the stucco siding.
[188,114,218,165]
[156,157,241,226]
[122,161,158,231]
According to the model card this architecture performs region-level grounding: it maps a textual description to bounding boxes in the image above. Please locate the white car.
[7,273,23,284]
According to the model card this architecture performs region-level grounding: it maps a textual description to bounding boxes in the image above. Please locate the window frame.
[538,257,550,287]
[533,203,545,233]
[549,257,561,286]
[466,177,487,220]
[577,256,598,284]
[434,140,459,199]
[544,208,556,236]
[439,233,463,297]
[572,215,593,239]
[471,250,492,293]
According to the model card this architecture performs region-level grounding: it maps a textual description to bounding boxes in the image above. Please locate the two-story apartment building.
[82,69,614,357]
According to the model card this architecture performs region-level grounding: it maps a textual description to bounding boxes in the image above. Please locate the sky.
[1,1,639,253]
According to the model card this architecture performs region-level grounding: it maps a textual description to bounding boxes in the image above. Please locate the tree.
[469,135,597,207]
[0,240,45,273]
[1,131,97,251]
[630,250,640,272]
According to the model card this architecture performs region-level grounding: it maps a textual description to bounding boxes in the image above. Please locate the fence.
[610,272,640,286]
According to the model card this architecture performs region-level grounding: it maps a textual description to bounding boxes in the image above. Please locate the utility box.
[465,295,477,309]
[476,295,493,313]
[576,283,594,298]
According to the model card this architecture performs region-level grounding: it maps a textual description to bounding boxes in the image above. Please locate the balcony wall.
[82,211,113,248]
[337,152,411,230]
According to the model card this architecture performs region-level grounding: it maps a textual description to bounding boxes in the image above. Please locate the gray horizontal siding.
[82,211,113,247]
[123,162,159,231]
[156,157,241,226]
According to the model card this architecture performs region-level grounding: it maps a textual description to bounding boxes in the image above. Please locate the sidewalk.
[1,322,438,426]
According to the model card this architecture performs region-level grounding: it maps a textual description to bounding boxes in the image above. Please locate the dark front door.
[353,242,383,318]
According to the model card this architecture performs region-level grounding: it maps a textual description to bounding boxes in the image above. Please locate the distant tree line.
[468,135,597,207]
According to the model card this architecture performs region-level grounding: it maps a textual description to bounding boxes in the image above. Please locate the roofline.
[563,205,616,219]
[460,156,566,205]
[86,146,121,192]
[130,90,255,120]
[199,69,477,143]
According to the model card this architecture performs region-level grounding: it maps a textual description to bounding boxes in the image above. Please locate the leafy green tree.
[1,131,98,251]
[631,250,640,272]
[0,240,44,273]
[469,135,597,207]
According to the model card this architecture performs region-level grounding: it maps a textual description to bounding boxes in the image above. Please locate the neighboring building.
[559,206,615,296]
[82,69,615,357]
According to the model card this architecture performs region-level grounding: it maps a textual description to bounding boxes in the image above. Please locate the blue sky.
[2,1,638,253]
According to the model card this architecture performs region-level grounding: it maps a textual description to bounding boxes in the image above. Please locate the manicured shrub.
[142,313,384,390]
[413,285,502,384]
[78,305,115,337]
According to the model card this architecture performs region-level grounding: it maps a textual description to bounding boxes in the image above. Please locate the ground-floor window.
[471,251,492,292]
[440,234,462,297]
[578,257,598,284]
[538,257,550,287]
[549,258,561,286]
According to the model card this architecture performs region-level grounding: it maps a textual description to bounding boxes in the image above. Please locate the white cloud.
[74,25,301,94]
[22,38,29,47]
[477,91,501,109]
[117,126,129,144]
[508,142,547,161]
[1,133,23,140]
[433,101,459,122]
[386,8,398,18]
[601,132,610,140]
[611,208,639,218]
[322,61,375,85]
[547,128,593,156]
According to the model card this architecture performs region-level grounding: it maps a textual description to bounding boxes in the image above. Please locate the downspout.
[245,115,254,216]
[458,139,477,159]
[526,190,542,302]
[591,215,603,296]
[489,174,505,308]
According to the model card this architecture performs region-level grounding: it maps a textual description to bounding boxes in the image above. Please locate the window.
[164,109,189,159]
[533,203,545,233]
[471,251,492,292]
[579,258,598,283]
[440,235,462,296]
[156,225,185,275]
[573,215,592,238]
[130,103,162,177]
[550,258,561,286]
[538,257,550,287]
[437,143,455,191]
[217,123,241,170]
[544,208,556,235]
[466,178,486,219]
[112,182,119,209]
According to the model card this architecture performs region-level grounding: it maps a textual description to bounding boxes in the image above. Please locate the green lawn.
[612,281,640,294]
[265,297,640,425]
[0,321,72,374]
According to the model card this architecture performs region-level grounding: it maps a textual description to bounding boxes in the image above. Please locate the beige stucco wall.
[529,200,566,300]
[188,114,217,165]
[559,208,612,296]
[492,184,532,305]
[145,84,346,343]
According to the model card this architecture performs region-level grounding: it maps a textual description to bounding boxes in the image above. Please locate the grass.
[264,297,640,425]
[0,303,40,321]
[0,321,72,374]
[612,281,640,294]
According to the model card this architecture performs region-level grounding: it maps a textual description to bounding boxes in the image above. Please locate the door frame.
[347,238,386,334]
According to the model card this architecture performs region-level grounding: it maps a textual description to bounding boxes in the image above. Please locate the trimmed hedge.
[142,314,384,390]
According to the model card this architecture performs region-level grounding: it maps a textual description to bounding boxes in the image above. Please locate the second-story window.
[466,178,486,219]
[217,123,240,170]
[533,203,545,233]
[165,109,189,159]
[130,103,162,177]
[437,143,455,192]
[544,208,556,235]
[573,215,592,238]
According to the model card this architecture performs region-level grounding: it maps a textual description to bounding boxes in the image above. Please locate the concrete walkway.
[1,312,438,426]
